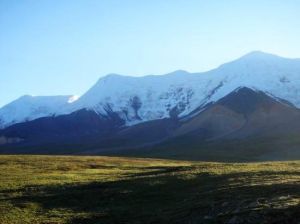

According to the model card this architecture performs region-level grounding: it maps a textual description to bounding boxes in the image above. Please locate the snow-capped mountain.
[0,95,77,128]
[69,70,204,123]
[69,51,300,123]
[1,51,300,128]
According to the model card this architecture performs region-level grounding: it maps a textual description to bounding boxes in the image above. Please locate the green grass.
[0,155,299,223]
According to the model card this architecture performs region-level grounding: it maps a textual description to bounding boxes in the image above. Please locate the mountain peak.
[166,70,189,75]
[99,73,125,81]
[217,86,281,115]
[238,51,283,61]
[243,50,273,56]
[215,50,300,79]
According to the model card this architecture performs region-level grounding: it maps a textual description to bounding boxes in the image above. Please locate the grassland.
[0,155,299,224]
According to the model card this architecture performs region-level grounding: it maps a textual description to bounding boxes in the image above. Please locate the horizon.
[1,1,300,107]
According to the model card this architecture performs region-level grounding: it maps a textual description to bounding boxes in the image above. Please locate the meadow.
[0,155,299,223]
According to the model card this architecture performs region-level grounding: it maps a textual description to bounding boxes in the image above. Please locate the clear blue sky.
[1,0,300,107]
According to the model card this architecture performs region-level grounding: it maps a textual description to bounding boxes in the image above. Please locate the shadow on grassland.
[3,168,300,224]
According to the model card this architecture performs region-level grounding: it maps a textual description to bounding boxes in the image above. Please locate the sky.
[1,0,300,107]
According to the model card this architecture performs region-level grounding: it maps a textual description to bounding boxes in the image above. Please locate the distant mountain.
[2,51,300,160]
[1,51,300,129]
[0,95,77,128]
[2,87,300,162]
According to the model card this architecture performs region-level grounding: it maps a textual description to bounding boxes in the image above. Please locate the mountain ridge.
[1,51,300,129]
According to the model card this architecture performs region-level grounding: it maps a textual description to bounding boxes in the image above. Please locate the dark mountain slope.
[0,109,124,148]
[79,118,179,154]
[125,87,300,161]
[0,110,178,154]
[172,87,300,140]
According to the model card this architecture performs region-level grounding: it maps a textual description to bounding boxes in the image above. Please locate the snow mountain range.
[1,51,300,129]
